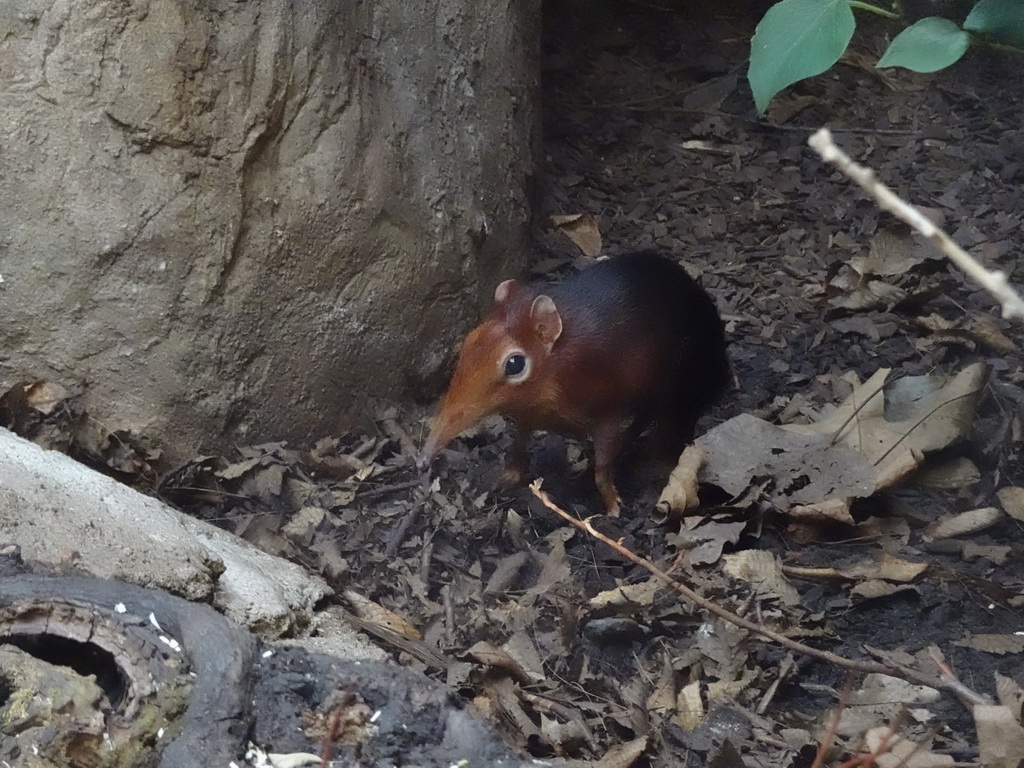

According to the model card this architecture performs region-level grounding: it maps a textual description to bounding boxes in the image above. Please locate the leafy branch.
[750,0,1024,113]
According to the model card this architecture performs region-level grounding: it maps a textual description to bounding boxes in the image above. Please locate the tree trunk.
[0,0,539,459]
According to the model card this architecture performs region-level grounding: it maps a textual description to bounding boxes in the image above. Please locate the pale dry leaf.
[531,536,571,594]
[588,578,662,611]
[539,713,589,757]
[656,444,705,514]
[997,486,1024,522]
[698,413,875,518]
[23,380,69,415]
[646,665,676,715]
[786,364,987,490]
[550,212,602,257]
[925,507,1003,540]
[851,580,919,600]
[280,506,327,539]
[706,668,756,704]
[911,455,980,489]
[779,728,813,749]
[343,590,421,639]
[675,680,704,731]
[721,550,801,606]
[916,312,957,333]
[595,735,648,768]
[965,313,1018,353]
[485,677,540,739]
[788,497,856,524]
[954,634,1024,655]
[467,640,535,685]
[995,672,1024,722]
[975,704,1024,768]
[863,727,953,768]
[854,673,941,706]
[865,225,928,276]
[962,542,1012,564]
[266,751,323,768]
[838,553,928,583]
[502,631,546,683]
[855,515,912,545]
[485,551,530,594]
[829,259,908,310]
[669,519,748,566]
[216,456,262,480]
[839,674,939,738]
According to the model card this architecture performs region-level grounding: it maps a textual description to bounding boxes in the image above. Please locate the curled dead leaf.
[785,364,988,491]
[656,444,705,515]
[23,380,70,415]
[466,640,537,685]
[925,507,1003,540]
[550,213,602,257]
[595,735,648,768]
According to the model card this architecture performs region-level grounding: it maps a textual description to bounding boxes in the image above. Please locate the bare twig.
[808,128,1024,323]
[529,481,989,708]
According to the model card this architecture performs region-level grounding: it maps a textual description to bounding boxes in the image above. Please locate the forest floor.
[8,2,1024,767]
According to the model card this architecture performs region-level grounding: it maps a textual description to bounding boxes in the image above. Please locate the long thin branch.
[529,481,988,709]
[808,128,1024,323]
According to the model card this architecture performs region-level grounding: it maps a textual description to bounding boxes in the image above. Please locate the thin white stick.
[808,128,1024,323]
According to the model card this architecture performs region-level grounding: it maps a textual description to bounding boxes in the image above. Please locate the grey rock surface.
[0,426,381,658]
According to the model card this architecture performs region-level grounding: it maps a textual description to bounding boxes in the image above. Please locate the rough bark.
[0,0,538,460]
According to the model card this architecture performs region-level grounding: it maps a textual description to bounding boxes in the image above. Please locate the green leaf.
[748,0,855,114]
[876,17,970,72]
[964,0,1024,47]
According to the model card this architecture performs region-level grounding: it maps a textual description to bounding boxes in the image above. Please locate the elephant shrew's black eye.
[504,354,526,377]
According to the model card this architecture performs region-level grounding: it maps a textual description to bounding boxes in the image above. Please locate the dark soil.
[7,2,1024,766]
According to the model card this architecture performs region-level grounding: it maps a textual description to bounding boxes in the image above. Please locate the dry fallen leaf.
[501,631,546,684]
[466,640,536,685]
[839,674,940,738]
[721,550,800,606]
[785,364,988,491]
[23,380,70,415]
[675,680,704,731]
[954,634,1024,655]
[925,507,1004,540]
[595,735,648,768]
[828,256,908,310]
[995,672,1024,722]
[656,444,705,514]
[911,455,980,489]
[343,589,421,639]
[838,554,928,583]
[915,312,1017,354]
[863,727,954,768]
[668,520,748,566]
[588,578,662,612]
[551,213,602,257]
[851,580,919,601]
[697,413,875,520]
[997,486,1024,522]
[975,704,1024,768]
